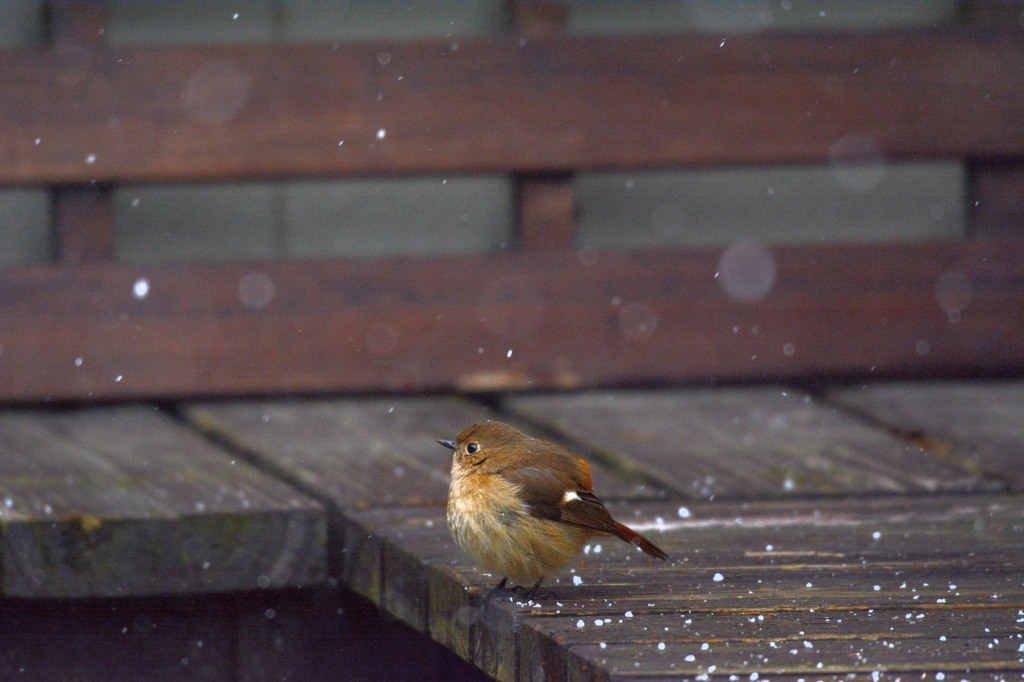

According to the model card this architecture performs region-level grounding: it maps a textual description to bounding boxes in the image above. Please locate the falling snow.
[133,278,150,300]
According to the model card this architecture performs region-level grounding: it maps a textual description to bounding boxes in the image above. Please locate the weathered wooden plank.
[571,494,1024,570]
[825,381,1024,491]
[0,407,326,598]
[183,397,661,510]
[429,554,479,664]
[184,395,664,623]
[185,397,476,509]
[537,607,1024,651]
[337,511,384,603]
[353,506,523,681]
[566,634,1024,681]
[505,387,993,499]
[184,395,658,621]
[505,559,1024,612]
[2,240,1023,403]
[343,495,1024,682]
[696,671,1024,675]
[494,552,1024,680]
[523,606,1024,682]
[1,30,1023,183]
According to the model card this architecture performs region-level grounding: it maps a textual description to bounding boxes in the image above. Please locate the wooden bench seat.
[1,12,1023,402]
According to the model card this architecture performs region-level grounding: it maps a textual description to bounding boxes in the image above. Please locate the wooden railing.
[1,2,1022,403]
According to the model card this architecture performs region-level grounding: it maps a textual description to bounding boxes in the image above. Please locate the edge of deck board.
[340,495,1024,682]
[0,407,327,598]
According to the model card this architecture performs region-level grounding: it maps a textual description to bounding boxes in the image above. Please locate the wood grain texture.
[0,407,326,598]
[341,495,1024,682]
[184,397,659,509]
[505,387,997,499]
[566,634,1024,681]
[1,240,1023,403]
[1,29,1023,183]
[825,381,1024,491]
[185,397,479,510]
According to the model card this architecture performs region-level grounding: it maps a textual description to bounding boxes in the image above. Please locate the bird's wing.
[500,465,620,535]
[501,463,671,560]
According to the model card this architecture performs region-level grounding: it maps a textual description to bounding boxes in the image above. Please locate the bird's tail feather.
[613,522,669,561]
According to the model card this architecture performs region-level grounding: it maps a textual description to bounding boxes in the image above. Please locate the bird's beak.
[437,439,456,450]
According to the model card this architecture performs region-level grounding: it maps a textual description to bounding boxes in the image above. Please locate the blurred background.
[0,0,970,268]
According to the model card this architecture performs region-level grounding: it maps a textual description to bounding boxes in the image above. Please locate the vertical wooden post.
[52,186,116,263]
[508,0,568,36]
[508,1,577,251]
[515,174,576,250]
[968,160,1024,238]
[48,0,116,265]
[957,5,1023,239]
[960,0,1024,24]
[48,0,107,45]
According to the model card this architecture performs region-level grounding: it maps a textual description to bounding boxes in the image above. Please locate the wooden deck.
[2,381,1022,680]
[4,5,1022,679]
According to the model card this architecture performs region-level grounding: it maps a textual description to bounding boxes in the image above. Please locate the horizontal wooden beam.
[1,240,1022,403]
[1,29,1023,184]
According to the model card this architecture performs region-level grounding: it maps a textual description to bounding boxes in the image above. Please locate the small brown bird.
[439,421,669,597]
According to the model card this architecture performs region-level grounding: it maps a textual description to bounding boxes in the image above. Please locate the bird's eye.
[466,442,479,455]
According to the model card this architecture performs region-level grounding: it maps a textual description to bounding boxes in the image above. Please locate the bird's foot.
[482,578,553,604]
[516,579,555,602]
[483,577,514,603]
